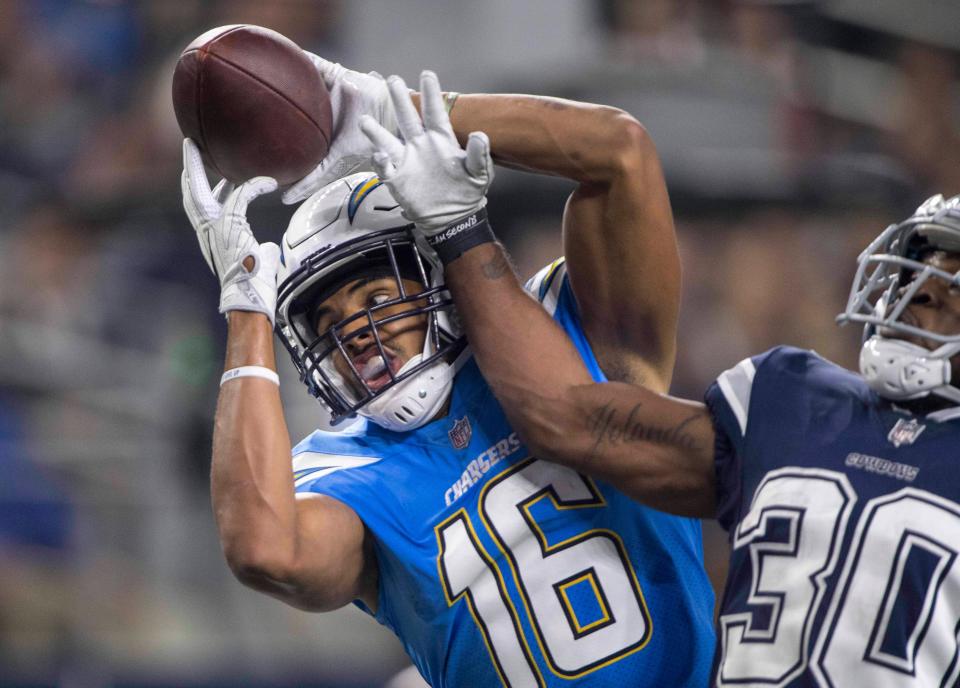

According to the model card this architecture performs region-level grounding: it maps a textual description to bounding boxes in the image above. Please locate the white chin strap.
[360,353,454,432]
[358,272,461,432]
[860,336,960,407]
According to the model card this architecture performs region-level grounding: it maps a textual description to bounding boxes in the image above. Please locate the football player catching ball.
[181,60,716,686]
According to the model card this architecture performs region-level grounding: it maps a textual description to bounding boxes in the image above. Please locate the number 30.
[719,468,960,688]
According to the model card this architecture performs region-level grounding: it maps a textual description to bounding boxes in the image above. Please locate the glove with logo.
[359,70,495,264]
[181,138,281,324]
[282,54,401,205]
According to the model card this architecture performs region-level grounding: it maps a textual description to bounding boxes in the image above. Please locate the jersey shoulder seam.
[292,452,382,488]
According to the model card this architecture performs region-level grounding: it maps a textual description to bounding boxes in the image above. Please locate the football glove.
[359,71,494,232]
[282,54,401,205]
[181,138,281,324]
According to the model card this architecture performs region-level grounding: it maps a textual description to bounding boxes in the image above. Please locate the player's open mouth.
[354,348,403,392]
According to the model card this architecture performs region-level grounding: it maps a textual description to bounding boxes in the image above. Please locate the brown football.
[172,25,332,186]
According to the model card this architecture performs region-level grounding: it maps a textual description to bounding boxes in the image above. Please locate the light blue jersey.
[293,260,715,687]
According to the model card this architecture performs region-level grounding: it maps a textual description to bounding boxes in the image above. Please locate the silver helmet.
[838,194,960,415]
[276,173,465,431]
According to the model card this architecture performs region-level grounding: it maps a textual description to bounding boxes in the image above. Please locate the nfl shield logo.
[448,416,472,450]
[887,418,926,448]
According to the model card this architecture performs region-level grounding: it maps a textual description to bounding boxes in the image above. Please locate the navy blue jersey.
[293,260,715,687]
[707,346,960,687]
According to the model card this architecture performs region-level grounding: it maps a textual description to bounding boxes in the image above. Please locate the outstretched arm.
[431,93,680,391]
[362,73,715,517]
[425,92,642,182]
[430,90,689,500]
[213,313,377,611]
[182,141,376,612]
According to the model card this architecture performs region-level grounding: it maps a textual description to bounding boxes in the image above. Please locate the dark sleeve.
[705,380,745,533]
[703,351,776,532]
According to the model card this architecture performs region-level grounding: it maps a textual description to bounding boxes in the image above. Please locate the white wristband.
[220,366,280,387]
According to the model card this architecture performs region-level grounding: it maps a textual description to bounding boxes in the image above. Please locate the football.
[172,25,333,186]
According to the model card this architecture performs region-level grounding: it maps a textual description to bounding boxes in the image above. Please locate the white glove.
[359,70,493,232]
[282,54,400,205]
[181,138,281,324]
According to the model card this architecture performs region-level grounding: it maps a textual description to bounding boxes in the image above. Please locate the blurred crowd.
[0,0,957,686]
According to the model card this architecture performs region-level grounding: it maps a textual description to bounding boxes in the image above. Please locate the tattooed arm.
[444,244,717,517]
[370,78,711,515]
[410,92,680,390]
[435,93,697,510]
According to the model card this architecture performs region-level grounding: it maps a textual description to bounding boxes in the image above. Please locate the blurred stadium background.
[1,0,958,686]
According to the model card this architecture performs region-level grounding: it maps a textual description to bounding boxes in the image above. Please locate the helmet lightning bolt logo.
[347,177,383,222]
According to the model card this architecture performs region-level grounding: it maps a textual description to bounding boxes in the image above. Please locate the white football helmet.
[276,173,465,431]
[838,194,960,416]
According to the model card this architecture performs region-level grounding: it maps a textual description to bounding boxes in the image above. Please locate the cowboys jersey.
[293,259,715,687]
[706,346,960,687]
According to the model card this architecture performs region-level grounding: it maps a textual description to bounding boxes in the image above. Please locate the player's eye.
[370,292,392,307]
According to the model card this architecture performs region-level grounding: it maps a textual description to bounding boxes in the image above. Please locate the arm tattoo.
[585,401,702,460]
[480,249,513,281]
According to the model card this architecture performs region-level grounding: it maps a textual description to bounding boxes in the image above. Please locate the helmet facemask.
[838,194,960,416]
[276,174,465,431]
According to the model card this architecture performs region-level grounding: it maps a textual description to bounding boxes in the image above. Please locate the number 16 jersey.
[292,260,716,687]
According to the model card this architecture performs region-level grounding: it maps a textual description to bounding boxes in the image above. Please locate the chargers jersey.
[706,346,960,687]
[293,259,715,687]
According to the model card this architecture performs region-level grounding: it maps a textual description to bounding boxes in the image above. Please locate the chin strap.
[360,353,454,431]
[860,336,960,421]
